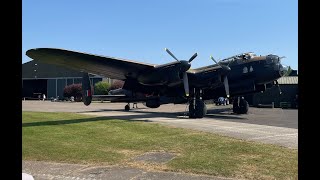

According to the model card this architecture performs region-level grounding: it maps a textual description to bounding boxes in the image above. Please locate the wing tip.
[26,48,36,58]
[26,48,58,58]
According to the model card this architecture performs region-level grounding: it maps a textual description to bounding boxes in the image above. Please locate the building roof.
[277,76,298,84]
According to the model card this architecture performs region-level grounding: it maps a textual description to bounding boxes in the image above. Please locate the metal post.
[55,79,57,98]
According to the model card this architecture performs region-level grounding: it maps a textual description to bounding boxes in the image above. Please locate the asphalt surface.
[22,100,298,180]
[23,100,298,148]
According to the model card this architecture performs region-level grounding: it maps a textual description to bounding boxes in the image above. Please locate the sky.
[22,0,298,70]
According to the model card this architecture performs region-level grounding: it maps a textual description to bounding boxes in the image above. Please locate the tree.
[63,84,82,101]
[284,66,292,76]
[110,80,124,90]
[94,81,111,95]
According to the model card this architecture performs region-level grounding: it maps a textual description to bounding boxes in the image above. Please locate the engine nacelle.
[138,68,182,86]
[144,99,161,108]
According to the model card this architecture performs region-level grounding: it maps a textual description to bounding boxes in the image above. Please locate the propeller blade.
[188,53,198,63]
[210,55,231,71]
[223,76,230,98]
[210,55,219,64]
[165,48,179,62]
[279,56,286,60]
[183,72,189,96]
[221,65,231,71]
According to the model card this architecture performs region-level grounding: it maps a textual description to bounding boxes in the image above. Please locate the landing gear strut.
[233,97,249,114]
[189,88,207,118]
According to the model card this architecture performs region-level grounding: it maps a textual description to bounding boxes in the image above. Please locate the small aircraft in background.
[26,48,287,118]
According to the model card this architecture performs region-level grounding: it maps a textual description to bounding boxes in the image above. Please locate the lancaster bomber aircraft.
[26,48,288,118]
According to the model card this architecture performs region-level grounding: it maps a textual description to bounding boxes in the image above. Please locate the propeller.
[165,48,197,64]
[165,48,198,97]
[210,55,231,98]
[210,56,231,71]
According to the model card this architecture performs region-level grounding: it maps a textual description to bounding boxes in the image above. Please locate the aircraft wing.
[189,64,222,74]
[92,94,126,100]
[92,95,157,103]
[26,48,156,80]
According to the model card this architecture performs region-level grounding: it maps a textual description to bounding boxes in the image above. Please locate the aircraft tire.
[125,104,130,111]
[239,100,249,114]
[189,99,207,118]
[233,100,240,114]
[83,96,92,106]
[233,98,248,114]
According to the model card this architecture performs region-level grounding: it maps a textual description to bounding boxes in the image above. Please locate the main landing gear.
[189,88,207,118]
[125,104,130,111]
[233,96,249,114]
[124,103,138,111]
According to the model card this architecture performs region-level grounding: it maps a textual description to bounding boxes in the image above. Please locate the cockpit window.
[220,52,257,64]
[266,58,273,64]
[266,55,278,64]
[236,59,243,64]
[244,52,257,60]
[248,52,257,58]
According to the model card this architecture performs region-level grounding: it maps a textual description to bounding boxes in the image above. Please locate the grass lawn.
[23,111,297,180]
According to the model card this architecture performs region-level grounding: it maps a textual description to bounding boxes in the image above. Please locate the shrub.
[94,81,111,95]
[63,84,82,101]
[110,80,124,90]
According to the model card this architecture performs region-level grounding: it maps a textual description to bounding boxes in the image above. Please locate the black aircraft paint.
[26,48,288,118]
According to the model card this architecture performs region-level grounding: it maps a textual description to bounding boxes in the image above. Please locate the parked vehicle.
[216,97,225,105]
[215,97,229,106]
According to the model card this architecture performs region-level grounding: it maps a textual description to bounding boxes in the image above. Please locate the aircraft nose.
[279,63,288,76]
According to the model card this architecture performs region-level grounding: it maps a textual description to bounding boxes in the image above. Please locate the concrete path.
[23,161,234,180]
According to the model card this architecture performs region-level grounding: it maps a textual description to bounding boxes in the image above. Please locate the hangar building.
[244,70,298,108]
[22,60,111,100]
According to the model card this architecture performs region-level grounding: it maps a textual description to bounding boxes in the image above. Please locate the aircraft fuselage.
[193,54,287,99]
[116,53,287,106]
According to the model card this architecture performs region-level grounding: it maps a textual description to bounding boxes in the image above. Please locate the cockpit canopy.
[219,52,258,65]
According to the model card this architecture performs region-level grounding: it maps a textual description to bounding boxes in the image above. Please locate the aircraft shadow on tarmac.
[78,107,245,120]
[23,105,297,129]
[80,107,248,122]
[23,107,245,127]
[76,106,297,129]
[22,116,152,127]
